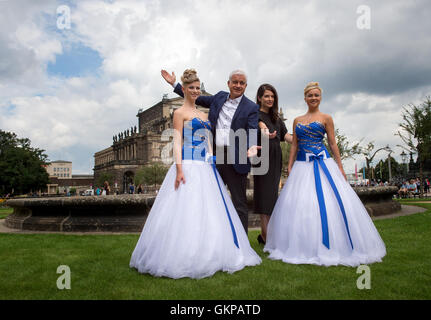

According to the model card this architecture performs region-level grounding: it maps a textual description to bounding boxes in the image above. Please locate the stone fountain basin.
[351,186,401,216]
[5,195,154,232]
[5,186,401,232]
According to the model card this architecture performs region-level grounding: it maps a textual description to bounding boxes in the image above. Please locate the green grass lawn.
[0,203,430,300]
[0,207,13,219]
[395,197,431,202]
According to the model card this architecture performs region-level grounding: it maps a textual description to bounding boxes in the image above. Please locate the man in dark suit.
[161,69,259,233]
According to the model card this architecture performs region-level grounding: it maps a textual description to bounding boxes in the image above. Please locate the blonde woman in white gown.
[264,82,386,267]
[130,69,261,279]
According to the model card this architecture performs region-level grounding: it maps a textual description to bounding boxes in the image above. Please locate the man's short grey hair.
[229,70,247,82]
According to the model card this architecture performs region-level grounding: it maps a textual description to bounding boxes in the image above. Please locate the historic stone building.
[94,86,211,193]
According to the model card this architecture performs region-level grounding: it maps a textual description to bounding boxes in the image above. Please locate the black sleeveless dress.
[253,111,288,215]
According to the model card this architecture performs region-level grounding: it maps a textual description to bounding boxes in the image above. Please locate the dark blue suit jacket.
[174,83,259,174]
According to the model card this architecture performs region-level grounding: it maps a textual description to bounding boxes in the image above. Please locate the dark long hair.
[256,83,279,123]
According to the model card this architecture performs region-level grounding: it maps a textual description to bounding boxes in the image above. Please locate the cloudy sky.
[1,0,430,174]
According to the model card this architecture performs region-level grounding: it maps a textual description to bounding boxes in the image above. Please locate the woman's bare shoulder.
[293,115,306,124]
[321,113,334,124]
[173,106,186,118]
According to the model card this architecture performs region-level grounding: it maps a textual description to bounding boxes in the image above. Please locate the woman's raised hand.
[161,70,176,86]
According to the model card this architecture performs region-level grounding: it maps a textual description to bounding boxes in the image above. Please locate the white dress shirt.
[173,82,242,147]
[216,95,243,146]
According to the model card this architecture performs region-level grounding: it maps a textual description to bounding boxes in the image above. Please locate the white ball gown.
[264,121,386,267]
[130,117,261,279]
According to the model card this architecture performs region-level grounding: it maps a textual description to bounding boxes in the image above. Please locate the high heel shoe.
[257,234,266,245]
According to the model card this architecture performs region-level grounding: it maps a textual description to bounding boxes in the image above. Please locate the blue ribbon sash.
[309,154,354,250]
[210,156,239,249]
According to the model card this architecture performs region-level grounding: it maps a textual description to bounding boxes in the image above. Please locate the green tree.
[324,128,364,161]
[96,172,113,188]
[69,187,77,196]
[0,130,50,195]
[135,163,169,188]
[373,156,402,182]
[396,97,431,195]
[359,141,392,181]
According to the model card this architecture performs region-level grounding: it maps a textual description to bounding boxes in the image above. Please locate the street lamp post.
[401,151,407,179]
[409,152,415,176]
[387,150,393,183]
[365,145,392,181]
[379,160,383,181]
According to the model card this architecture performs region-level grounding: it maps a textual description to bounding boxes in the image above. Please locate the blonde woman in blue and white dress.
[264,82,386,267]
[130,69,261,279]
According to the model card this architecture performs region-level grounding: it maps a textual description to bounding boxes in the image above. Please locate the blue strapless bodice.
[296,121,331,161]
[182,117,212,161]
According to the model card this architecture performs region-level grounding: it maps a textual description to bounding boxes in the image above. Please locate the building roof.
[72,175,94,179]
[137,87,212,115]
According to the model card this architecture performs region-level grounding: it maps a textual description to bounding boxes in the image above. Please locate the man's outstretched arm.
[161,69,214,108]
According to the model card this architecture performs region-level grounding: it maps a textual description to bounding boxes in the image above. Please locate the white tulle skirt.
[130,160,262,279]
[264,158,386,267]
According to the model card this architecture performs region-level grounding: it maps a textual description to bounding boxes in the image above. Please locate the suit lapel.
[231,95,248,129]
[212,92,229,125]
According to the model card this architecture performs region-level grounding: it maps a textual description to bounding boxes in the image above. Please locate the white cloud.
[14,22,62,63]
[1,0,430,174]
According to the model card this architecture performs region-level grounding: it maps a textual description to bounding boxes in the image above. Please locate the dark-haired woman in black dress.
[253,84,293,244]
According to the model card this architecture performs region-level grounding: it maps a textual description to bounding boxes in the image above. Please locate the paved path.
[372,204,427,220]
[0,205,428,235]
[401,201,431,204]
